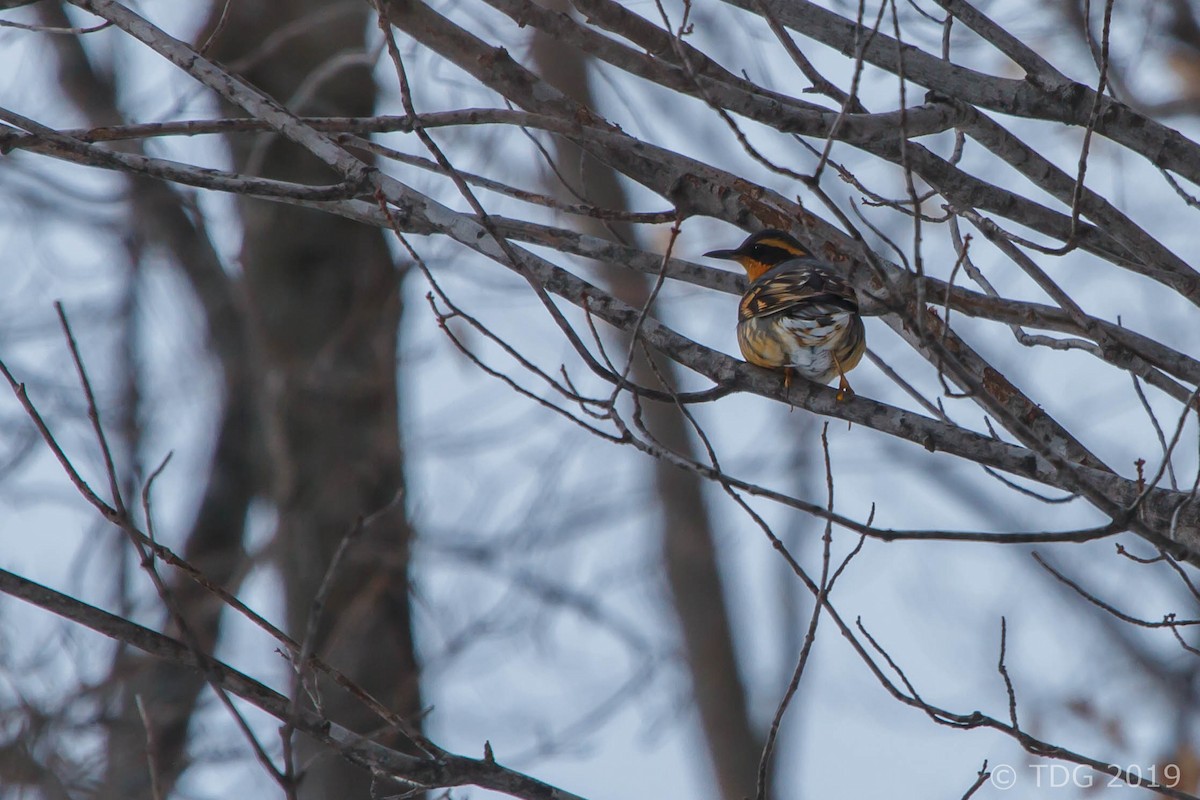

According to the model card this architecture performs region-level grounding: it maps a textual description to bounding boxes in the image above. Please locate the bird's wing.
[738,262,859,322]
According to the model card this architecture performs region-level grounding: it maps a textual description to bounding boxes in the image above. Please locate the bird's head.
[704,229,812,282]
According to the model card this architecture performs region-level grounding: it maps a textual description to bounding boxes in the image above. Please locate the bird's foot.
[835,374,854,402]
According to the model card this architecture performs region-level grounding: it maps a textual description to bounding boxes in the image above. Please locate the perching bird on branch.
[705,229,865,400]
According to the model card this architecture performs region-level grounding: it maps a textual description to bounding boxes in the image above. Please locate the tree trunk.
[205,3,421,798]
[529,7,763,797]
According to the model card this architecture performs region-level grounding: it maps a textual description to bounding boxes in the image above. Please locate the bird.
[704,229,865,400]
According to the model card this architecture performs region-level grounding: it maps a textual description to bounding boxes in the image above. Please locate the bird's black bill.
[704,248,740,259]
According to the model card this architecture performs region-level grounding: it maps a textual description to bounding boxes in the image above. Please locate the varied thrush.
[705,229,866,399]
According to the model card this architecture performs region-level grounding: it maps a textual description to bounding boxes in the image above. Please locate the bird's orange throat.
[739,258,772,282]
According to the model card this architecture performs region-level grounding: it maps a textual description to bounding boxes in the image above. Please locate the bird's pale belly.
[737,314,857,384]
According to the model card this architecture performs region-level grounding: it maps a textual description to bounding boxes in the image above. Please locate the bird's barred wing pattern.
[737,262,859,323]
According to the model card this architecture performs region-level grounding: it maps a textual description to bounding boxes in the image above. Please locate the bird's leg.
[784,367,795,411]
[833,354,853,402]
